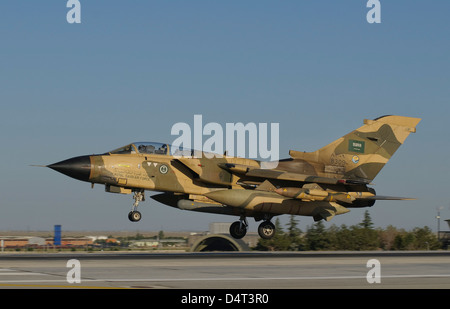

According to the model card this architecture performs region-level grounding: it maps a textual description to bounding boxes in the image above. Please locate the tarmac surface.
[0,251,449,290]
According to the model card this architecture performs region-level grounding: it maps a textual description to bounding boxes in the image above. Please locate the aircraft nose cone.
[48,155,92,182]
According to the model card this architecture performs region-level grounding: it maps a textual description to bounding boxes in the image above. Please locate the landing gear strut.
[128,190,144,222]
[229,215,277,240]
[229,216,248,239]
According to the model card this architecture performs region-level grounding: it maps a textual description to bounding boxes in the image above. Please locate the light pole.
[436,207,443,241]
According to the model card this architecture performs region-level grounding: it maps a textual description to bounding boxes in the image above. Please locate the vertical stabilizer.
[289,116,421,181]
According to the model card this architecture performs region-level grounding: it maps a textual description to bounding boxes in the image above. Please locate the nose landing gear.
[128,210,142,222]
[128,190,144,222]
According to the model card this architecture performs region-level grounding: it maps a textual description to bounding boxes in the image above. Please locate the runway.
[0,251,449,290]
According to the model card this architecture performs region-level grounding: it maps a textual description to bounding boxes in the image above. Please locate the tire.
[229,221,247,239]
[129,211,142,222]
[258,221,275,239]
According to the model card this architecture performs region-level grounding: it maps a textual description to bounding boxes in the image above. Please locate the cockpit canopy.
[109,142,197,156]
[109,142,207,157]
[109,142,169,155]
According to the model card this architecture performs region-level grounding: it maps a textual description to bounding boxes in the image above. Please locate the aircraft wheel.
[258,221,275,239]
[128,211,142,222]
[229,221,247,239]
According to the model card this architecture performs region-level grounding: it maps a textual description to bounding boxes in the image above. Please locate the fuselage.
[44,115,421,239]
[48,142,259,196]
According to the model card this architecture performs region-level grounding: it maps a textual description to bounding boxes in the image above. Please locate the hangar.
[190,234,250,252]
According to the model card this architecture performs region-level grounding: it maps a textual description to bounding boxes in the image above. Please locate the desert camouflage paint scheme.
[46,115,420,239]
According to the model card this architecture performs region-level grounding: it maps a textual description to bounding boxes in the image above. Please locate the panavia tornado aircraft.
[44,115,420,239]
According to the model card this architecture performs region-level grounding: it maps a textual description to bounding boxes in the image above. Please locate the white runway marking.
[0,269,50,276]
[0,273,450,283]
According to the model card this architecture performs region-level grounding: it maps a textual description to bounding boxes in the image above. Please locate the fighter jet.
[44,115,420,239]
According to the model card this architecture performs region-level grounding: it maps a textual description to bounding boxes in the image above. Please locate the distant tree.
[350,225,379,250]
[254,218,291,251]
[305,221,332,250]
[135,233,145,240]
[286,215,304,250]
[287,215,301,238]
[353,211,379,250]
[360,210,374,229]
[411,226,441,250]
[378,225,402,250]
[274,217,284,234]
[252,212,442,251]
[333,224,356,250]
[393,231,415,250]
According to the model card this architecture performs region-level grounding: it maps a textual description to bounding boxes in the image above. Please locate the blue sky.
[0,1,449,233]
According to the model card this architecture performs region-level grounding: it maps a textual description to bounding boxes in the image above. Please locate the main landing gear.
[229,216,248,239]
[128,190,144,222]
[257,220,276,240]
[229,215,276,240]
